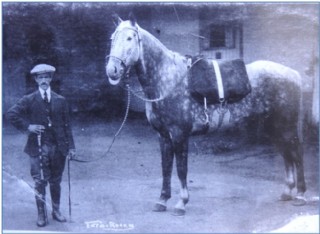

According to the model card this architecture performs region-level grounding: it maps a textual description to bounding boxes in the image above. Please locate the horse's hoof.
[292,196,307,206]
[172,208,186,216]
[152,203,167,212]
[280,193,293,201]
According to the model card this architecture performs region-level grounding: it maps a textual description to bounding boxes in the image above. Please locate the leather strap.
[212,60,225,102]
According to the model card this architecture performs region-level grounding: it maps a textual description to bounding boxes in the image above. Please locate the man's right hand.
[28,124,45,134]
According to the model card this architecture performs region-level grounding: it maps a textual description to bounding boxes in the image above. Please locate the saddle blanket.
[188,56,251,105]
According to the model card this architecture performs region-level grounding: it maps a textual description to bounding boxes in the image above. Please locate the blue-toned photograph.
[2,2,319,233]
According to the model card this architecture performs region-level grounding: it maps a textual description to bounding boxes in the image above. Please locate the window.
[200,23,237,50]
[210,24,236,49]
[210,25,226,48]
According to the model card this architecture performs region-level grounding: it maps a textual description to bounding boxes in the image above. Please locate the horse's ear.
[128,12,136,26]
[112,13,122,26]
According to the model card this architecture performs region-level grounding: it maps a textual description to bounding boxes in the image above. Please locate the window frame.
[200,23,238,50]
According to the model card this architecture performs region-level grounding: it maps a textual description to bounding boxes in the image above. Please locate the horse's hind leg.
[271,81,306,206]
[280,149,296,201]
[277,138,306,206]
[153,135,174,212]
[291,139,307,206]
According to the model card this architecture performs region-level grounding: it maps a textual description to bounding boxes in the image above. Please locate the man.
[7,64,76,227]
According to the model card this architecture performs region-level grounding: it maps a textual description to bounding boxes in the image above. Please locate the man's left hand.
[68,149,76,160]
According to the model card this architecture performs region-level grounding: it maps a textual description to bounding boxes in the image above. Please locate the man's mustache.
[40,82,49,85]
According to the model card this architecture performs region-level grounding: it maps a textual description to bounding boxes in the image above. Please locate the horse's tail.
[295,70,304,144]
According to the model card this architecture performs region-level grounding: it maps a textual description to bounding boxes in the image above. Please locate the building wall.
[3,3,318,123]
[243,4,319,124]
[129,4,319,122]
[147,7,200,56]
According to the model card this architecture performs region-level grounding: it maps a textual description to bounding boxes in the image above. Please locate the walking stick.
[68,157,72,222]
[37,132,48,224]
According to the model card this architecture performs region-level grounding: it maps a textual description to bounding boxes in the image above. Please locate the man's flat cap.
[30,64,56,75]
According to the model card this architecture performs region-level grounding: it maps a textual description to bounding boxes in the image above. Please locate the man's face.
[35,73,52,91]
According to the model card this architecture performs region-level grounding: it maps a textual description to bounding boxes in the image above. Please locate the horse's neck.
[140,29,174,73]
[136,29,187,99]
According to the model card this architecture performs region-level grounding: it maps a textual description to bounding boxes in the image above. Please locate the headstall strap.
[108,27,141,70]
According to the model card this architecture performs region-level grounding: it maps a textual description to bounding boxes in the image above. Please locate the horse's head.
[106,13,141,85]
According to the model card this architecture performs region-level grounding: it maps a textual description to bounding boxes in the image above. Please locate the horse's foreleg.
[173,139,189,216]
[153,135,174,212]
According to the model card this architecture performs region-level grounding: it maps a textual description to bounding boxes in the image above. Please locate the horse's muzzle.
[106,62,124,85]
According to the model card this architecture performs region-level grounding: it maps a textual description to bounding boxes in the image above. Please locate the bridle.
[106,26,141,71]
[106,26,166,103]
[106,25,188,103]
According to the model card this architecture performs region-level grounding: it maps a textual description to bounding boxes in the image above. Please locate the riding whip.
[37,132,48,224]
[68,157,72,222]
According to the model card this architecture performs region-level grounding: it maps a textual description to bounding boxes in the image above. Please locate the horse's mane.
[137,24,183,60]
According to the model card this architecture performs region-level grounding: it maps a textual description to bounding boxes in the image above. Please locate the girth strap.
[212,60,225,102]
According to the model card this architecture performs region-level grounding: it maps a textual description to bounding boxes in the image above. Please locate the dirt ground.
[2,115,319,233]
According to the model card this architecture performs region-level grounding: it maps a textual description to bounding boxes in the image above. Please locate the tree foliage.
[3,3,124,116]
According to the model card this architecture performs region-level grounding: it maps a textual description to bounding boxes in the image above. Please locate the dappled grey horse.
[106,14,306,216]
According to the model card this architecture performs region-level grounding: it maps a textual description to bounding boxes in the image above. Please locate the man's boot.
[50,184,66,222]
[35,196,48,227]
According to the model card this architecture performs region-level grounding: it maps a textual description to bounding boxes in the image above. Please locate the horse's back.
[245,60,301,88]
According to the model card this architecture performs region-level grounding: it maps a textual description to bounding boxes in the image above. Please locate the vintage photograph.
[2,2,319,233]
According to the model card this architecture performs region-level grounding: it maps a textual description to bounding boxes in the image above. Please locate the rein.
[127,86,165,103]
[130,57,205,103]
[125,57,204,103]
[71,84,131,163]
[67,82,131,222]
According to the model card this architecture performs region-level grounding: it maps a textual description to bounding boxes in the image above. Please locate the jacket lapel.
[50,91,58,114]
[35,90,46,110]
[32,91,48,123]
[35,90,43,103]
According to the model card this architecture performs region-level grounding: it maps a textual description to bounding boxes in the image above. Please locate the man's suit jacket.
[7,90,75,157]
